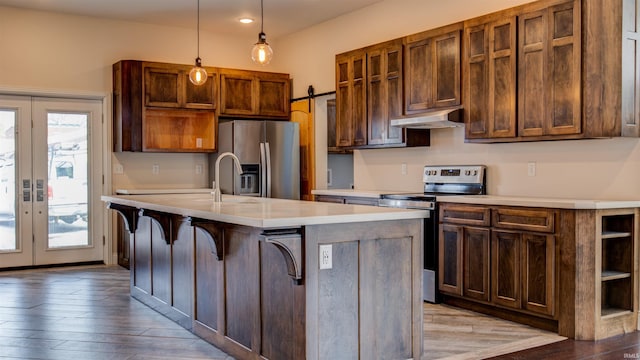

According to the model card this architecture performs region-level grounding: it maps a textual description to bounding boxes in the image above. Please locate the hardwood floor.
[423,303,564,359]
[0,265,232,360]
[488,333,640,360]
[0,265,636,359]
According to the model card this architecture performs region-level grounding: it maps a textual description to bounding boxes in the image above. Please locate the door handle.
[36,179,44,202]
[265,142,272,198]
[260,142,267,197]
[22,179,31,202]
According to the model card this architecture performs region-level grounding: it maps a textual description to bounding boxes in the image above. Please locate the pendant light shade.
[190,0,207,85]
[251,32,273,65]
[251,0,273,65]
[189,57,208,85]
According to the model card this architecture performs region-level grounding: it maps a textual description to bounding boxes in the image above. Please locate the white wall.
[0,5,285,191]
[277,0,640,200]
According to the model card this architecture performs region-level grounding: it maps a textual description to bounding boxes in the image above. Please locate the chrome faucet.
[213,152,243,202]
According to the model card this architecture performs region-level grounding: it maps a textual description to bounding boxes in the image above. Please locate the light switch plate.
[527,162,536,177]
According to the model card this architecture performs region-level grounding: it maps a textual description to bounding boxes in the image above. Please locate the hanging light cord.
[260,0,264,34]
[196,0,201,59]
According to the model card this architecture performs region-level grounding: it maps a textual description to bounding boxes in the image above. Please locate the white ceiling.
[0,0,385,39]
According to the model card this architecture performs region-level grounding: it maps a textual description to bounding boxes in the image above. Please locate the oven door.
[424,207,438,303]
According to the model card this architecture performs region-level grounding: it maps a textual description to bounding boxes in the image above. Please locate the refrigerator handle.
[265,142,272,198]
[260,142,267,197]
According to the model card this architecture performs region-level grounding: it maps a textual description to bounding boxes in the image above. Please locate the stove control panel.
[423,165,486,184]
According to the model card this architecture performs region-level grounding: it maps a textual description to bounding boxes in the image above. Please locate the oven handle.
[378,199,435,210]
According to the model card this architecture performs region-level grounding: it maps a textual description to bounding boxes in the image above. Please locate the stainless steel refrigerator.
[210,120,300,200]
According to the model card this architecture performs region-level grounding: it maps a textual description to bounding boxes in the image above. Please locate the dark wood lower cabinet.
[463,227,491,302]
[491,230,522,309]
[521,233,555,316]
[439,224,463,295]
[439,203,561,335]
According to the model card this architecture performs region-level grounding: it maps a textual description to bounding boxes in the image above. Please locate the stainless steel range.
[378,165,486,303]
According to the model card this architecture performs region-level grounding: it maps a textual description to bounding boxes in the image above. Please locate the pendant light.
[251,0,273,65]
[189,0,208,85]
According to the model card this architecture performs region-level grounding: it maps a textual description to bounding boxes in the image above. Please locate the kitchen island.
[102,193,427,360]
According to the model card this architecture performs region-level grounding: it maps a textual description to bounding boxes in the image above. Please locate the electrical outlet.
[401,163,408,175]
[113,164,124,174]
[327,168,333,186]
[527,162,536,177]
[195,164,203,175]
[152,164,159,175]
[319,244,332,270]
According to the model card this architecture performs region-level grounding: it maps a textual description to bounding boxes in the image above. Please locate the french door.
[0,95,104,268]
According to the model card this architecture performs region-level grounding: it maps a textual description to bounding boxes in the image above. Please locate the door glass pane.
[0,110,16,251]
[47,113,89,248]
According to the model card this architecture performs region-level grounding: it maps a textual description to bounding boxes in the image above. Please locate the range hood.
[390,107,463,129]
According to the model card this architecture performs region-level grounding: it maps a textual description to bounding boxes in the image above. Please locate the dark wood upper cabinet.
[144,66,182,108]
[464,17,517,140]
[258,73,291,117]
[404,24,462,114]
[464,0,639,142]
[114,60,291,153]
[620,0,640,137]
[185,72,217,110]
[464,0,581,142]
[335,50,367,147]
[325,98,351,154]
[367,39,404,146]
[113,60,218,153]
[219,68,290,119]
[335,39,431,150]
[518,1,581,137]
[582,0,640,138]
[144,64,217,110]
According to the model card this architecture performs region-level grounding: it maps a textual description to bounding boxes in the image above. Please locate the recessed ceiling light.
[239,18,254,24]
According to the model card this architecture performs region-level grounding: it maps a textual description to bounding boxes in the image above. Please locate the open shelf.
[143,108,217,152]
[601,270,631,281]
[600,213,635,318]
[601,307,633,318]
[602,231,632,239]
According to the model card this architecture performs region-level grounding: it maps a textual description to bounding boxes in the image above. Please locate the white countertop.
[437,195,640,209]
[311,189,640,209]
[115,188,213,195]
[311,189,399,198]
[102,193,428,228]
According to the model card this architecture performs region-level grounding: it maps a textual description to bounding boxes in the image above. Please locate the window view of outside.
[47,113,89,248]
[0,110,16,251]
